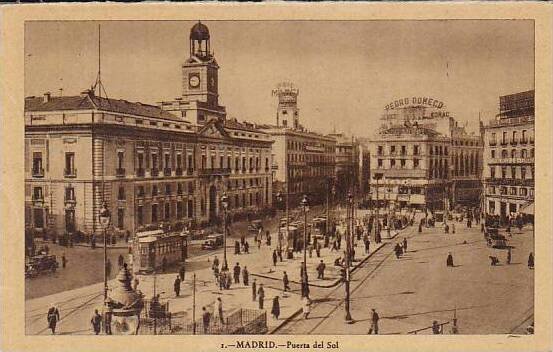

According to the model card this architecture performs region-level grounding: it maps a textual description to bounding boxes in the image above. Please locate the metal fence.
[139,308,267,335]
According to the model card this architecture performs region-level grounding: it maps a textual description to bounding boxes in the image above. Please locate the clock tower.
[179,21,226,125]
[272,82,300,129]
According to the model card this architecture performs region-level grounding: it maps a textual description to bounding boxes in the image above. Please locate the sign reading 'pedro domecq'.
[385,97,445,110]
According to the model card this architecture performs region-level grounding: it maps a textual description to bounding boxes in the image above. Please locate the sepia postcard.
[1,2,552,352]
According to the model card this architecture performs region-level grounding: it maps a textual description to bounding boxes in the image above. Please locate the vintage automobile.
[25,255,58,278]
[248,220,263,234]
[201,234,224,250]
[485,227,508,248]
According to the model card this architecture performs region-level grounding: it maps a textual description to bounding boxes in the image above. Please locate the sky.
[25,20,534,137]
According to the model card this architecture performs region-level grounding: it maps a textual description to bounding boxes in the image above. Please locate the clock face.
[189,74,200,88]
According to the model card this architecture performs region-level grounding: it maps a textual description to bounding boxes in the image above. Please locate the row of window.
[287,140,333,153]
[32,152,76,177]
[490,148,534,159]
[488,186,534,197]
[489,165,535,179]
[287,153,333,164]
[489,129,534,145]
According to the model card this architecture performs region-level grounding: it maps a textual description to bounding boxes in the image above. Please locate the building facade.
[25,22,273,238]
[260,83,336,206]
[368,97,483,211]
[482,90,535,221]
[328,133,360,199]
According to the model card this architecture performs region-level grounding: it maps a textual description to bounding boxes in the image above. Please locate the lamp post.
[300,194,309,298]
[345,192,354,323]
[98,202,111,302]
[221,193,229,271]
[277,192,283,249]
[374,172,383,241]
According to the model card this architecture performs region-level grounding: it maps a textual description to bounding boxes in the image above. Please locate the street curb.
[269,307,303,334]
[251,226,407,289]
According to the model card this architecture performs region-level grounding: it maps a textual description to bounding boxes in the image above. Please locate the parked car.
[201,234,224,250]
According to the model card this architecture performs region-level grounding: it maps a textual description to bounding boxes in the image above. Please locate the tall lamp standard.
[373,172,384,241]
[300,194,309,298]
[221,193,229,271]
[344,192,354,323]
[98,202,111,302]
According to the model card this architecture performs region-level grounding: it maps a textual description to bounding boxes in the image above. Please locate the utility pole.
[193,273,196,335]
[344,192,353,323]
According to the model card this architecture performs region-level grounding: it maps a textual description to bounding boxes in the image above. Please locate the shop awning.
[520,202,534,215]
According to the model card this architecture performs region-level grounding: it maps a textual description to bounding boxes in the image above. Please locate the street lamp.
[300,194,309,298]
[345,191,354,323]
[98,202,111,302]
[277,192,283,250]
[373,172,384,242]
[221,193,229,271]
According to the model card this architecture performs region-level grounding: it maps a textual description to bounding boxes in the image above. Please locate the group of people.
[394,238,409,259]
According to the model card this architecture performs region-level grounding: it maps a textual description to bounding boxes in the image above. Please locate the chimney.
[43,92,51,103]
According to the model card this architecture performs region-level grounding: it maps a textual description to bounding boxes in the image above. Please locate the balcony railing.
[489,157,534,165]
[186,168,194,176]
[32,168,45,178]
[163,168,172,176]
[520,138,528,145]
[176,168,183,176]
[489,140,497,146]
[198,168,231,177]
[151,168,159,177]
[500,141,508,146]
[136,168,145,177]
[64,196,76,204]
[116,168,126,177]
[510,140,518,146]
[529,137,535,144]
[64,168,77,178]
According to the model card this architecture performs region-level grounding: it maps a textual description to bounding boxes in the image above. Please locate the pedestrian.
[240,234,245,246]
[331,240,338,252]
[47,304,60,335]
[132,277,139,291]
[118,254,124,268]
[272,250,278,267]
[243,266,249,286]
[104,304,112,335]
[267,233,271,247]
[452,223,456,234]
[174,275,181,297]
[179,264,186,281]
[308,244,313,258]
[432,320,441,334]
[244,241,250,254]
[106,259,112,278]
[91,309,102,335]
[219,270,226,290]
[316,243,321,258]
[213,255,220,268]
[62,253,67,269]
[283,271,290,292]
[217,297,224,325]
[528,252,534,269]
[278,247,283,262]
[258,238,262,250]
[403,238,408,253]
[394,243,402,259]
[507,247,512,265]
[202,307,211,333]
[258,284,265,309]
[235,241,240,255]
[418,223,423,233]
[233,262,241,284]
[252,279,257,301]
[446,252,454,267]
[317,260,326,280]
[368,308,379,334]
[271,296,280,320]
[444,224,449,234]
[302,296,311,319]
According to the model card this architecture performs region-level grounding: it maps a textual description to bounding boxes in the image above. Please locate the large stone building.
[24,22,273,238]
[259,82,336,206]
[368,97,483,211]
[482,90,534,221]
[328,133,361,199]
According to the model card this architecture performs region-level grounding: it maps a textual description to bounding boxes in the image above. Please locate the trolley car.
[135,230,188,273]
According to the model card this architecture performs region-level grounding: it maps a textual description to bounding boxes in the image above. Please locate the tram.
[134,229,188,273]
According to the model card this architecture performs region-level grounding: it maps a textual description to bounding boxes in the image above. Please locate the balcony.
[529,137,535,144]
[64,196,76,204]
[163,168,172,176]
[32,168,44,178]
[137,192,145,199]
[136,168,145,177]
[175,168,183,176]
[64,168,77,178]
[186,168,194,176]
[198,168,231,177]
[489,141,497,146]
[520,138,528,145]
[500,141,508,146]
[489,157,534,165]
[510,140,518,146]
[116,168,126,177]
[151,168,159,177]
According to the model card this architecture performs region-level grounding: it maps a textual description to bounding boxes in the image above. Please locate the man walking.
[91,309,102,335]
[62,253,67,269]
[118,254,124,268]
[217,298,224,325]
[242,266,249,286]
[316,260,326,280]
[233,262,241,284]
[258,283,265,309]
[272,250,278,267]
[283,271,290,292]
[368,308,379,334]
[403,238,408,253]
[446,252,454,267]
[47,304,60,335]
[174,275,181,297]
[252,278,257,301]
[202,307,211,334]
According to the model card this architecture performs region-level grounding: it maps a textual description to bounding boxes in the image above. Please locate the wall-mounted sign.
[385,97,445,110]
